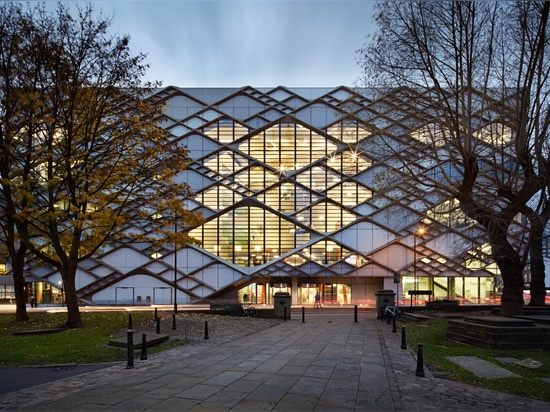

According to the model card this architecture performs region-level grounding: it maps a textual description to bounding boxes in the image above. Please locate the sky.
[94,0,378,88]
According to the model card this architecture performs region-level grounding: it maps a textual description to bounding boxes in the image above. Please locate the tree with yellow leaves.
[0,3,202,327]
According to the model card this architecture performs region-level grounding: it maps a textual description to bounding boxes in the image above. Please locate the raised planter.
[446,316,550,349]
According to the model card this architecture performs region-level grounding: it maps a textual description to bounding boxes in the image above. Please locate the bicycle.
[231,303,257,318]
[384,305,402,321]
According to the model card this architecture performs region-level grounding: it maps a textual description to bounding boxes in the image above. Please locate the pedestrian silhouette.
[314,292,322,308]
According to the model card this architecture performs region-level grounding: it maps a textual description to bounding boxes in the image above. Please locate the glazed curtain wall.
[17,87,509,306]
[190,121,372,268]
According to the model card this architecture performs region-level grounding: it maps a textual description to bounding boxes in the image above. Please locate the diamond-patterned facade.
[26,86,508,307]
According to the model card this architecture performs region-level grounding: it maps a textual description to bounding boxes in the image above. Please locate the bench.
[426,300,459,309]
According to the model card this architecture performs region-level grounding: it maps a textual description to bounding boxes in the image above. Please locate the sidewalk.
[0,310,549,411]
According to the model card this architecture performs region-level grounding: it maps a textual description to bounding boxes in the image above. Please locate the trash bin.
[273,292,291,319]
[375,289,395,319]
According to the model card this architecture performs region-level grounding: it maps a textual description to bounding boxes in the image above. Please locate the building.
[8,86,513,307]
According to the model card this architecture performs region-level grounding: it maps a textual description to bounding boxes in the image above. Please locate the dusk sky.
[97,0,378,88]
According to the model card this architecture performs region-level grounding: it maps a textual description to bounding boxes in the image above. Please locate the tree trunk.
[498,262,525,316]
[527,206,550,306]
[490,235,525,316]
[11,244,29,322]
[12,265,29,322]
[528,222,547,306]
[60,263,83,328]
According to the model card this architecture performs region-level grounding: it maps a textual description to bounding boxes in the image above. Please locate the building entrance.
[297,283,351,305]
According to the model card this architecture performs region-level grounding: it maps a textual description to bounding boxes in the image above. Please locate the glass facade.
[16,86,512,306]
[237,281,353,306]
[401,276,499,305]
[189,120,367,269]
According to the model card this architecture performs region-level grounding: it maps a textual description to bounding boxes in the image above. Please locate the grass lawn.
[400,317,550,403]
[0,311,185,367]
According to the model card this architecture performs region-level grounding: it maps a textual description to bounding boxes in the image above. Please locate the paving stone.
[496,357,544,369]
[446,356,520,379]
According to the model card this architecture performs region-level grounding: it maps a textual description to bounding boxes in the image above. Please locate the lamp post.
[413,234,417,293]
[58,280,64,307]
[174,220,178,314]
[393,271,400,308]
[413,226,425,307]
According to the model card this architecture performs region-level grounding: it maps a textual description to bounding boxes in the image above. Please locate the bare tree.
[0,3,202,327]
[525,186,550,306]
[357,2,550,316]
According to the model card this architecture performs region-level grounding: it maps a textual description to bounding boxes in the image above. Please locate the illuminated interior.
[14,86,523,307]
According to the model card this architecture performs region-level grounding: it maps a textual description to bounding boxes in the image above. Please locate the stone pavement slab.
[496,357,544,369]
[445,356,520,379]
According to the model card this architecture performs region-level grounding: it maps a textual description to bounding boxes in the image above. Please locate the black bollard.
[172,313,177,330]
[204,320,209,340]
[126,327,134,369]
[401,326,407,349]
[128,313,133,330]
[354,305,358,323]
[140,334,148,360]
[284,306,287,321]
[156,317,161,334]
[392,315,397,333]
[415,344,425,377]
[154,307,158,321]
[302,306,305,323]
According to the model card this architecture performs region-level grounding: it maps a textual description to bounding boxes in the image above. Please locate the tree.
[0,3,202,327]
[525,186,550,306]
[0,2,33,322]
[357,2,550,316]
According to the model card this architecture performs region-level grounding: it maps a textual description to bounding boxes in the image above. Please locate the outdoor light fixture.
[174,220,178,314]
[58,280,64,307]
[413,226,426,307]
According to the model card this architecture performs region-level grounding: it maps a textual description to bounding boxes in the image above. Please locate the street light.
[413,226,426,307]
[174,220,178,314]
[58,280,64,307]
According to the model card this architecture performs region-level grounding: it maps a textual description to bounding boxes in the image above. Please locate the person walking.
[314,292,322,309]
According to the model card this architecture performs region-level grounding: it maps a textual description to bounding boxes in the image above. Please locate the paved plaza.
[1,309,550,411]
